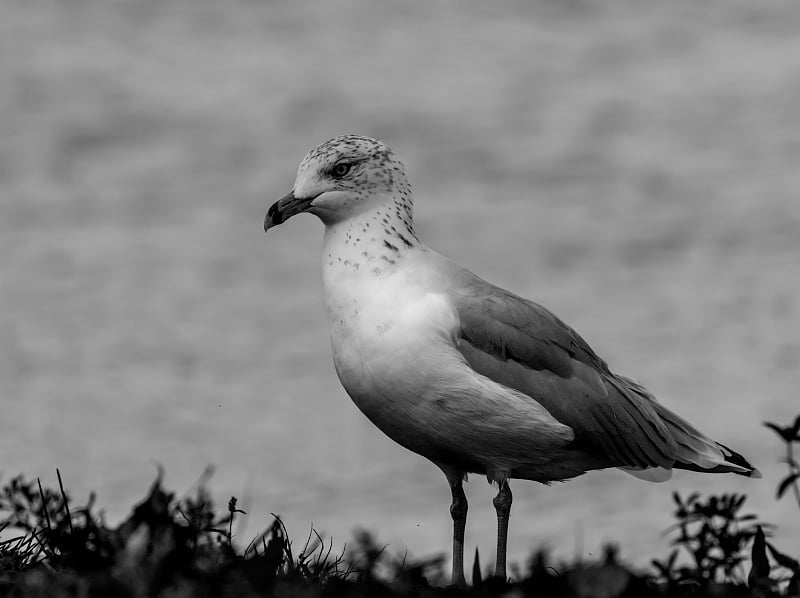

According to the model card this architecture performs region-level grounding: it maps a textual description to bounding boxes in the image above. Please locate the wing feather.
[451,272,678,469]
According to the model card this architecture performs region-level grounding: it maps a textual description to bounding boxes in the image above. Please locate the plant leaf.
[748,526,771,590]
[792,415,800,440]
[472,547,482,585]
[764,421,793,442]
[767,542,800,572]
[776,473,800,500]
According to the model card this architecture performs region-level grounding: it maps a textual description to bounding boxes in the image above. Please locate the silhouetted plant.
[0,470,115,573]
[762,412,800,594]
[650,413,800,596]
[765,414,800,512]
[652,492,766,590]
[4,425,800,598]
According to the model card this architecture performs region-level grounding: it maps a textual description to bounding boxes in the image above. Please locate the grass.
[1,414,798,597]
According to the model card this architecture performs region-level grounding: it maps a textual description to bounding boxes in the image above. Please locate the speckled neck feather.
[298,134,421,274]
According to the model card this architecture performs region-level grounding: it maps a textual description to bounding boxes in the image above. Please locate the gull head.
[265,134,412,232]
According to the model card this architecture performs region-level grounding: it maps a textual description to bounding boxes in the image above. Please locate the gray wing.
[450,270,678,469]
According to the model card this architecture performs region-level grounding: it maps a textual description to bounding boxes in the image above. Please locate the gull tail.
[618,376,762,480]
[651,401,761,478]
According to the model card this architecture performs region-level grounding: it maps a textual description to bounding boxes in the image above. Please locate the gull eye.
[331,162,353,178]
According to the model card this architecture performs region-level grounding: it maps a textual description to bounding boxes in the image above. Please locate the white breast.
[324,257,459,400]
[326,268,457,376]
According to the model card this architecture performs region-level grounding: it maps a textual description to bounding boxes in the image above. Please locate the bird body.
[322,234,594,483]
[265,134,759,583]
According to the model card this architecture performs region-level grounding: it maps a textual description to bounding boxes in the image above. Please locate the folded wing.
[448,265,756,477]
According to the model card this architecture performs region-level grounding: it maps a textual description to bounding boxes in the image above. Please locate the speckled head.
[265,134,413,231]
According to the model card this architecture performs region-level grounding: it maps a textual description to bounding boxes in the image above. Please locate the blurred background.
[2,0,799,570]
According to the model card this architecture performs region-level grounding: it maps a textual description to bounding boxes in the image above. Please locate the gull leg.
[444,470,468,585]
[493,481,512,579]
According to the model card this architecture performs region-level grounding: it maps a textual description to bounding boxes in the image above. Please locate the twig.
[56,469,73,535]
[36,478,52,533]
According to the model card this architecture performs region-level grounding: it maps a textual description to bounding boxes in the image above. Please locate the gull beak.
[264,191,314,232]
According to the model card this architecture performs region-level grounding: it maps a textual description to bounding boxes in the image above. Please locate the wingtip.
[715,441,761,479]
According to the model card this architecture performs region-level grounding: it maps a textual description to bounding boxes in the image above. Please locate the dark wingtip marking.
[675,441,760,478]
[718,442,761,478]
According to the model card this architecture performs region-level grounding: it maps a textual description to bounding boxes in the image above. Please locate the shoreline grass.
[1,415,797,597]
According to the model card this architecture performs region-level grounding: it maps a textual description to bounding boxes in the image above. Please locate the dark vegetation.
[1,415,798,598]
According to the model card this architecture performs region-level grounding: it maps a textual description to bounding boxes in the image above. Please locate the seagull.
[264,134,760,585]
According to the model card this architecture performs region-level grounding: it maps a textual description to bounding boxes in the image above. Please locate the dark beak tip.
[264,191,310,234]
[264,204,281,233]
